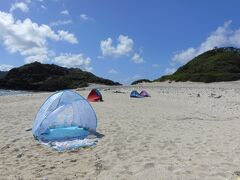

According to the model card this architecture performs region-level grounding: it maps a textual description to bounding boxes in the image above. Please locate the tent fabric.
[130,90,144,98]
[32,90,97,142]
[140,90,151,97]
[39,127,89,142]
[43,138,98,152]
[87,89,103,102]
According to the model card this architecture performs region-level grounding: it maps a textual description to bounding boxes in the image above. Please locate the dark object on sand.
[234,171,240,176]
[209,93,222,99]
[103,88,110,91]
[25,128,32,132]
[113,91,126,94]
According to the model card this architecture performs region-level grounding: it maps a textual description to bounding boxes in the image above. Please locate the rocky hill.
[0,62,121,91]
[0,71,7,79]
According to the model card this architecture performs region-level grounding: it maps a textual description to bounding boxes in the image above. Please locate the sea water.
[0,89,31,96]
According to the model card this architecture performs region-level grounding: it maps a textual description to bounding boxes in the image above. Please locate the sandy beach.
[1,82,240,179]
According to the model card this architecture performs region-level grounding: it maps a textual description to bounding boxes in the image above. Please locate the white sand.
[1,82,240,179]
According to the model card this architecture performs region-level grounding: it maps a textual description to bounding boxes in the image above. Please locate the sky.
[0,0,240,84]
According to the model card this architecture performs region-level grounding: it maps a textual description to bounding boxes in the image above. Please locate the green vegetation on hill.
[0,62,121,91]
[0,71,7,79]
[155,47,240,83]
[131,79,152,85]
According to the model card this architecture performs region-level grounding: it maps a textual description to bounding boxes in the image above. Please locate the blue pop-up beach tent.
[32,90,97,144]
[130,90,144,98]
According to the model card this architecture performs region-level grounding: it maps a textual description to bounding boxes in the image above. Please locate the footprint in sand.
[70,159,77,162]
[144,163,155,169]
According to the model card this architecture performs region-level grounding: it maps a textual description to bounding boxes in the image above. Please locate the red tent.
[87,89,103,102]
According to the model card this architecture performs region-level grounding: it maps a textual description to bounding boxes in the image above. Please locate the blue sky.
[0,0,240,84]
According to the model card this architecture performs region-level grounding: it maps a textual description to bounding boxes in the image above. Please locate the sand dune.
[1,82,240,179]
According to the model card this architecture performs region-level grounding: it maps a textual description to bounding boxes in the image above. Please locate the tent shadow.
[88,130,105,138]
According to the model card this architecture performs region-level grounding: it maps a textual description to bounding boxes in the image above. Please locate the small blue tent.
[32,90,97,142]
[130,90,144,98]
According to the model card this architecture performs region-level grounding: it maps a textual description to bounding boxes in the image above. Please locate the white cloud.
[131,53,144,64]
[57,30,78,44]
[41,5,47,10]
[23,47,50,63]
[10,2,29,13]
[60,10,69,15]
[108,68,118,74]
[198,21,232,54]
[172,20,240,65]
[0,11,78,63]
[100,35,134,58]
[164,68,176,75]
[80,14,93,21]
[100,35,145,64]
[172,47,197,65]
[53,53,92,71]
[0,64,14,71]
[50,20,72,27]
